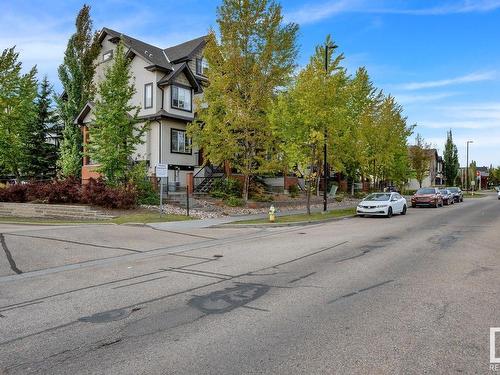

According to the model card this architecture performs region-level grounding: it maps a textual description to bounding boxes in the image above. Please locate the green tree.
[409,134,432,188]
[443,130,459,186]
[21,76,59,179]
[0,47,38,179]
[270,36,347,213]
[57,4,100,178]
[468,160,477,191]
[188,0,299,201]
[87,41,147,186]
[340,67,377,194]
[358,91,413,190]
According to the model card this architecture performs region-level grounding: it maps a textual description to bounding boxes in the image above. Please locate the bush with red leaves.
[0,184,28,202]
[1,177,136,209]
[82,178,137,209]
[26,178,81,204]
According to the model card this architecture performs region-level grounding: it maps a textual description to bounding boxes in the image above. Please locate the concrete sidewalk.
[148,204,358,230]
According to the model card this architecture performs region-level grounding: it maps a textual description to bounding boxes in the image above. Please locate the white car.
[498,190,500,200]
[357,192,407,218]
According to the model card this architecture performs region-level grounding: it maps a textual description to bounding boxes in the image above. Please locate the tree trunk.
[306,179,311,215]
[242,174,250,202]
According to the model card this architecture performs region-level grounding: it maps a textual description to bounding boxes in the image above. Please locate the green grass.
[0,212,194,225]
[463,192,486,198]
[111,213,193,225]
[233,207,356,225]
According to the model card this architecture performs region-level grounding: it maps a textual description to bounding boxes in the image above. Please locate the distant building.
[406,148,444,189]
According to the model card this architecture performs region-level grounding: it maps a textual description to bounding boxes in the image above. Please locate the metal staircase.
[193,164,225,193]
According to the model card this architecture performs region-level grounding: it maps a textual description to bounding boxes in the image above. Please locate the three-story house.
[74,27,208,188]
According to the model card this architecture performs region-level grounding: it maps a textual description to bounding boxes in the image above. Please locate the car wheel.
[401,205,407,215]
[386,207,393,218]
[461,197,464,202]
[412,203,416,208]
[358,214,365,217]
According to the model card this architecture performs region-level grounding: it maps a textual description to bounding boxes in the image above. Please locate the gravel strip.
[141,197,361,220]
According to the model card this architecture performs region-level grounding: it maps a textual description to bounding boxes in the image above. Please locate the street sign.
[156,164,168,178]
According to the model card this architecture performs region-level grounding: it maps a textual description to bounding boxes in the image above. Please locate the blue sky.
[1,0,499,166]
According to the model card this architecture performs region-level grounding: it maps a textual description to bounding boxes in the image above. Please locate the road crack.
[0,233,22,274]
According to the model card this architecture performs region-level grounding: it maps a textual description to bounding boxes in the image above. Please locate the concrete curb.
[214,214,357,228]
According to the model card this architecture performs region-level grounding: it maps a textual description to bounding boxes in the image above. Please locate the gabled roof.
[100,27,172,70]
[99,28,208,71]
[163,35,207,63]
[74,102,95,125]
[157,62,202,93]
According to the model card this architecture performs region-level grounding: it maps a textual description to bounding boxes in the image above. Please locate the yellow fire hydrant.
[269,205,276,223]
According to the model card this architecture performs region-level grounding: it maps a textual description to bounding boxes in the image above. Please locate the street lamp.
[466,140,473,191]
[323,43,336,212]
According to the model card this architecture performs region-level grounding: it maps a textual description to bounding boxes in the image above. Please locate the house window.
[102,50,113,62]
[171,85,192,111]
[144,83,153,109]
[171,128,191,154]
[196,57,209,76]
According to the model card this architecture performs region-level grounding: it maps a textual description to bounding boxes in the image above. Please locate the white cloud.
[396,71,497,90]
[394,92,459,104]
[285,0,500,25]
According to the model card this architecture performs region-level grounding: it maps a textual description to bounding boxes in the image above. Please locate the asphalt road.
[1,193,499,374]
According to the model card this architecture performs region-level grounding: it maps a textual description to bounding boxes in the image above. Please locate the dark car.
[446,187,463,203]
[411,187,443,208]
[439,189,454,205]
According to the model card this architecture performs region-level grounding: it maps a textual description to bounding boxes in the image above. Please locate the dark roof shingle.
[100,28,207,70]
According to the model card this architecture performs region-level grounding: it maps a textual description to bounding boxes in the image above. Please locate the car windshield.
[364,193,391,201]
[447,187,458,192]
[439,190,449,194]
[416,188,435,194]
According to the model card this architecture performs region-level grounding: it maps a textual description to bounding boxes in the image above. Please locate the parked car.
[439,189,454,205]
[411,187,443,208]
[446,187,463,203]
[498,190,500,200]
[384,185,399,193]
[357,192,407,218]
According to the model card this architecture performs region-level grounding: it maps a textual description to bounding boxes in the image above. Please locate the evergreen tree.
[188,0,299,201]
[21,76,59,178]
[56,4,100,178]
[0,47,38,179]
[86,41,147,186]
[443,130,459,185]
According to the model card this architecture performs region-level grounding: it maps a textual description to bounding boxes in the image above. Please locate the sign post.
[156,164,168,216]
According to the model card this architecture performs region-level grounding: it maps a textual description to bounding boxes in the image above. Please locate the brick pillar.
[186,172,194,194]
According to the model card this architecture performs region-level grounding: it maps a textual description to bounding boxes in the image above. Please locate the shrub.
[288,184,299,198]
[211,178,242,199]
[225,196,244,207]
[251,194,274,202]
[0,184,28,202]
[42,178,81,203]
[128,162,158,205]
[82,178,137,209]
[335,193,344,202]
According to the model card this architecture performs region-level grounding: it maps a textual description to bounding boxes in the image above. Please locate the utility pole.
[324,43,335,212]
[466,140,473,191]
